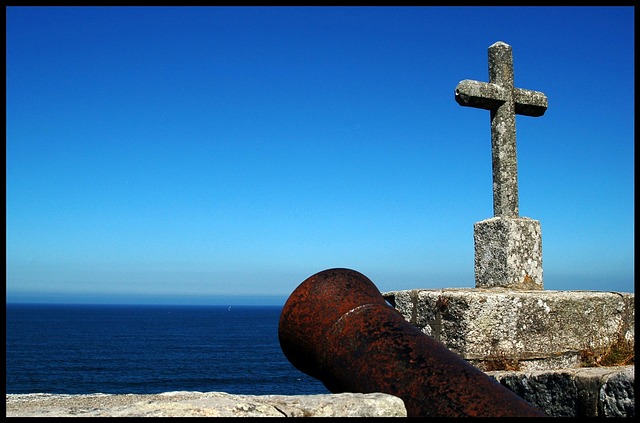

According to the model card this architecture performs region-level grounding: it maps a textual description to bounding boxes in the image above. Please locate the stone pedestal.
[383,288,635,372]
[474,216,543,290]
[382,287,635,416]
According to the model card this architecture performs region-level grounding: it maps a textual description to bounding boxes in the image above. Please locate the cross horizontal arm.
[513,88,548,117]
[455,80,548,117]
[455,80,505,110]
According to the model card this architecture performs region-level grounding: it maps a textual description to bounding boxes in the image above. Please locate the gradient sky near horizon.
[6,6,634,305]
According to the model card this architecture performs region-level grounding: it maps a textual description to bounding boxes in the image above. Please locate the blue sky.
[6,6,634,305]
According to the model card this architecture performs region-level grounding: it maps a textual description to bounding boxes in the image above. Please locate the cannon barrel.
[278,268,546,417]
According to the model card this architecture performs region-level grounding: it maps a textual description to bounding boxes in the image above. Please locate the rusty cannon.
[278,268,546,417]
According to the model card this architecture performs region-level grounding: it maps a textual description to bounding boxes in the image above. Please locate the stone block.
[383,288,634,371]
[488,365,634,417]
[474,216,543,289]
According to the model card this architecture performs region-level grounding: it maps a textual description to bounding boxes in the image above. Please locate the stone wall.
[6,367,634,417]
[5,391,407,417]
[488,365,634,417]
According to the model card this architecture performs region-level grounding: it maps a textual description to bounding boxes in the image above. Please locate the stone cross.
[455,41,548,218]
[454,42,548,290]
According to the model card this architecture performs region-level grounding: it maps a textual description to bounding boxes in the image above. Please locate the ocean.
[5,303,330,396]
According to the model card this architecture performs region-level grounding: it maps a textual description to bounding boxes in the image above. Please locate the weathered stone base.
[381,288,634,416]
[383,288,634,371]
[474,216,543,289]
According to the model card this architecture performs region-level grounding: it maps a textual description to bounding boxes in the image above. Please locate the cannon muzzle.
[278,268,546,417]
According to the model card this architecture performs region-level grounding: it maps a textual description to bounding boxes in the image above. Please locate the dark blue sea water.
[5,303,330,396]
